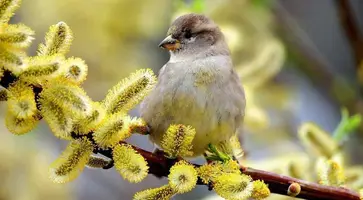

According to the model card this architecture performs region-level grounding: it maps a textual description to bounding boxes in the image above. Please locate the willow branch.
[93,141,359,200]
[335,0,363,66]
[243,167,359,200]
[0,70,360,200]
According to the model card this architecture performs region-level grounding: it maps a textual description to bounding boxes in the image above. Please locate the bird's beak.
[158,35,180,51]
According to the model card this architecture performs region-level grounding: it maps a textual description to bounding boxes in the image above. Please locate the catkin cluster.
[135,158,270,200]
[0,0,156,185]
[298,122,347,187]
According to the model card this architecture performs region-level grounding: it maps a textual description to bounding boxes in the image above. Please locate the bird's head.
[159,13,229,58]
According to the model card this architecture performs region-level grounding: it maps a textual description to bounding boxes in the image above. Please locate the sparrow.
[140,13,245,160]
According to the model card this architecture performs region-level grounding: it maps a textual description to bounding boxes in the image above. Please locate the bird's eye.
[185,31,192,39]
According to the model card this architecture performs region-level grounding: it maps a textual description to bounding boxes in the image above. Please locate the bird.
[140,13,245,161]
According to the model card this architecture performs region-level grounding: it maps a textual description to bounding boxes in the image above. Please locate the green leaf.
[333,107,362,143]
[344,114,362,132]
[206,144,231,162]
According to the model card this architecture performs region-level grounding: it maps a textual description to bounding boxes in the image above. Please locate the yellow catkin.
[7,81,37,119]
[133,185,174,200]
[73,102,106,135]
[197,163,223,184]
[168,160,197,194]
[40,78,93,118]
[317,158,345,186]
[221,160,241,174]
[359,189,363,200]
[0,32,26,43]
[161,124,196,158]
[38,21,73,56]
[20,55,64,80]
[251,180,270,199]
[214,173,254,200]
[0,0,21,23]
[5,109,39,135]
[298,122,338,158]
[49,138,93,183]
[86,154,112,169]
[0,24,34,48]
[40,99,73,139]
[93,114,131,149]
[59,57,88,84]
[287,182,301,197]
[113,144,149,183]
[0,44,24,70]
[197,160,240,185]
[102,68,156,114]
[331,151,345,168]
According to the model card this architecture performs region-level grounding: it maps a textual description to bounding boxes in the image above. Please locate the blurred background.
[1,0,363,199]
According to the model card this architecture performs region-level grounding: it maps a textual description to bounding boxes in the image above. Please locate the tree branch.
[96,141,360,200]
[243,167,359,200]
[0,70,361,200]
[335,0,363,66]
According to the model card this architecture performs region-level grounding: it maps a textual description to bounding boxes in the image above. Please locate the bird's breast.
[140,57,243,155]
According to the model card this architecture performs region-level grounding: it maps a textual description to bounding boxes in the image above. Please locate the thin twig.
[0,70,361,200]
